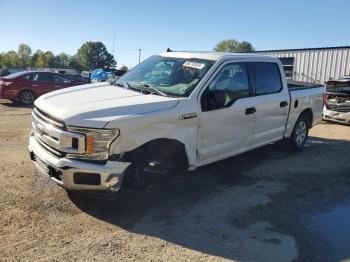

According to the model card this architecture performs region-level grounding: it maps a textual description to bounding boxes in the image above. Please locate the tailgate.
[284,85,325,137]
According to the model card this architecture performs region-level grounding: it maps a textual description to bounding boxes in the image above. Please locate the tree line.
[0,38,253,72]
[0,41,116,72]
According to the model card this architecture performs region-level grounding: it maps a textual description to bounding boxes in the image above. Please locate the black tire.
[287,114,310,149]
[122,149,149,190]
[122,145,183,191]
[18,90,35,105]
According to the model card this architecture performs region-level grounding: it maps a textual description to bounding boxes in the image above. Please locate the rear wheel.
[18,90,35,105]
[287,114,310,148]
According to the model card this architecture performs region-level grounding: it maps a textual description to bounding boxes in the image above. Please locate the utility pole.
[112,29,116,60]
[138,49,141,64]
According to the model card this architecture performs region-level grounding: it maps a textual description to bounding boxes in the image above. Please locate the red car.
[0,71,79,105]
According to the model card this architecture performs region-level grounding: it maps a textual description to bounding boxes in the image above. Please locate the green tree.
[119,65,129,71]
[0,53,3,67]
[57,52,71,68]
[18,43,32,68]
[214,39,255,52]
[77,41,116,70]
[32,50,47,68]
[44,51,55,67]
[2,51,19,68]
[68,55,82,71]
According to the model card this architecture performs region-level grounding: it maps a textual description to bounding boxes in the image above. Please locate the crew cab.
[28,52,325,192]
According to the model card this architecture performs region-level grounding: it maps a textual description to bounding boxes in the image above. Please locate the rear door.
[248,62,290,147]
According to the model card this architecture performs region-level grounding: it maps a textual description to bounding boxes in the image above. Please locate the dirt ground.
[1,99,350,262]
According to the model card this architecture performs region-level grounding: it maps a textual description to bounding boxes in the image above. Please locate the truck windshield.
[120,55,214,97]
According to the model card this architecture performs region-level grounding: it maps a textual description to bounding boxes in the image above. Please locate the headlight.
[66,127,119,160]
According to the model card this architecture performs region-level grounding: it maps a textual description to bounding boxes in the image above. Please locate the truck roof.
[159,51,273,61]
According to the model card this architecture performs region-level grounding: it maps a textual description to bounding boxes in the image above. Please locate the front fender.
[107,116,199,167]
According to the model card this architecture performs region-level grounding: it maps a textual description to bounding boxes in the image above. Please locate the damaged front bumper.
[28,132,130,192]
[323,107,350,124]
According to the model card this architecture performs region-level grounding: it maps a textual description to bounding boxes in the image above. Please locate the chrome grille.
[32,107,86,156]
[33,107,65,129]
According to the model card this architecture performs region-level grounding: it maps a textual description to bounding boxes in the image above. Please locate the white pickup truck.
[28,52,325,192]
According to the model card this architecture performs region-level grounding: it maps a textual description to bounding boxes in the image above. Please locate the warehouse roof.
[255,46,350,53]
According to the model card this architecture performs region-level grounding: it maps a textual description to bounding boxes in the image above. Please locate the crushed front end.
[28,107,130,192]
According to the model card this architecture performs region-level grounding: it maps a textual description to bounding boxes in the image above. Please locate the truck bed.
[287,80,322,91]
[283,81,325,138]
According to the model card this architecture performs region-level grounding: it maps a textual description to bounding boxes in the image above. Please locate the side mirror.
[202,90,226,111]
[210,90,226,108]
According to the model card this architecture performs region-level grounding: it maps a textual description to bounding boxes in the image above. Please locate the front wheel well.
[122,138,189,170]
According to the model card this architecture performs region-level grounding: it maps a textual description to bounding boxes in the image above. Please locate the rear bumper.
[28,132,131,192]
[0,87,18,100]
[323,108,350,124]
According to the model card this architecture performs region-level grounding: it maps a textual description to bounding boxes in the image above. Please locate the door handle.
[32,84,38,87]
[245,107,256,115]
[54,86,61,88]
[280,101,289,107]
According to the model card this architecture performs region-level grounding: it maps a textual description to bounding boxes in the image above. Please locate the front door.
[197,62,256,164]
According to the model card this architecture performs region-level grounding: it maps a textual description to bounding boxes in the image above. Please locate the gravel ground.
[0,99,350,262]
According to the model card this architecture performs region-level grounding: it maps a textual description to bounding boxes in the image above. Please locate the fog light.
[106,174,120,190]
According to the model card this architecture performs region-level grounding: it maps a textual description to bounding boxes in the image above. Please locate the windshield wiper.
[142,84,168,97]
[114,80,168,97]
[114,79,130,89]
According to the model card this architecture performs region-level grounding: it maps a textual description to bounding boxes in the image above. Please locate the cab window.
[202,63,250,111]
[251,62,282,95]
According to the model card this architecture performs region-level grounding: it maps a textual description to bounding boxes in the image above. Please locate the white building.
[255,46,350,83]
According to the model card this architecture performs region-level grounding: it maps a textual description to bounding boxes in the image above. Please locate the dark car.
[64,74,90,84]
[0,71,79,105]
[0,68,10,77]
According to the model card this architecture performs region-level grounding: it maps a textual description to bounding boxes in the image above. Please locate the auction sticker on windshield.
[183,61,205,70]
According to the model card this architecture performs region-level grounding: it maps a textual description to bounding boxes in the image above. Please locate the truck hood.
[34,82,180,128]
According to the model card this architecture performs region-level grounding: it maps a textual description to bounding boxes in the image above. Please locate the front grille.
[34,107,65,130]
[35,135,65,158]
[32,107,85,158]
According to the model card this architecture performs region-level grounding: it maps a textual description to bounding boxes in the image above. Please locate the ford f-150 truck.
[28,52,325,192]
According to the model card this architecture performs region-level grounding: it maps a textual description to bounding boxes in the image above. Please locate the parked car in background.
[111,69,127,78]
[90,68,115,82]
[0,68,25,77]
[323,77,350,124]
[0,71,79,105]
[81,71,91,79]
[0,68,10,77]
[64,74,90,84]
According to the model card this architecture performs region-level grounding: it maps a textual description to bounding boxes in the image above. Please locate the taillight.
[0,80,12,86]
[323,93,329,109]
